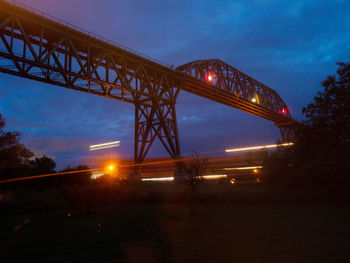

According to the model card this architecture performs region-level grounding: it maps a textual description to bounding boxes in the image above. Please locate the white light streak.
[90,141,120,149]
[200,174,227,179]
[89,141,120,151]
[89,145,120,151]
[225,143,294,153]
[142,177,174,182]
[224,166,263,171]
[141,174,227,182]
[90,171,104,180]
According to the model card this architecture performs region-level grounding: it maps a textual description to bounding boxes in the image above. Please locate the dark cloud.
[1,0,349,168]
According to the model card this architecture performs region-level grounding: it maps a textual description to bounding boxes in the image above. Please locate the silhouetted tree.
[299,62,350,183]
[27,155,56,175]
[0,114,34,179]
[302,62,350,148]
[58,165,91,185]
[177,152,208,214]
[263,62,350,186]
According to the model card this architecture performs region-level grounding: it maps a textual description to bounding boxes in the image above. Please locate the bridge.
[0,0,296,165]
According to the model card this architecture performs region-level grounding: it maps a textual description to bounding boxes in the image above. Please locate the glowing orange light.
[230,178,236,184]
[251,98,257,103]
[207,74,213,81]
[253,169,258,173]
[104,163,117,176]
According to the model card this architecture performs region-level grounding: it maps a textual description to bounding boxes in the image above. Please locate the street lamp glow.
[104,163,117,176]
[225,143,294,153]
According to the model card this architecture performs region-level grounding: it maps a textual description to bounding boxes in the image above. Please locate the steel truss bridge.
[0,0,296,165]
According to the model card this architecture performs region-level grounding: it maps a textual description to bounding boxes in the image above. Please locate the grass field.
[1,200,350,263]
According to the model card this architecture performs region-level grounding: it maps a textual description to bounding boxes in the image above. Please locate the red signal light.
[207,74,213,82]
[281,108,287,115]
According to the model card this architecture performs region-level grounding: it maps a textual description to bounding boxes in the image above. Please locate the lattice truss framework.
[176,59,295,141]
[177,59,291,118]
[0,8,182,163]
[0,1,297,165]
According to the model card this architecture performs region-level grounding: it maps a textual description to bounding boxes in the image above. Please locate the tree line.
[0,115,90,182]
[263,62,350,186]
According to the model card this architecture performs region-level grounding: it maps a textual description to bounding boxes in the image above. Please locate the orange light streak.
[0,169,98,184]
[225,143,294,153]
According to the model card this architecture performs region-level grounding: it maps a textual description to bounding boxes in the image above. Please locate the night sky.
[0,0,349,169]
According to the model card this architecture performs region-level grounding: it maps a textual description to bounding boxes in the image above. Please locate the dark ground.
[1,182,350,263]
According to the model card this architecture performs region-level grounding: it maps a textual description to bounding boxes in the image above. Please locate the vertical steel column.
[279,126,296,142]
[134,100,181,165]
[134,103,157,164]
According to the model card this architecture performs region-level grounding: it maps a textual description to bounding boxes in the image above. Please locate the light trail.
[89,141,120,151]
[90,171,104,180]
[89,140,120,148]
[0,157,248,184]
[200,174,227,179]
[118,158,190,168]
[224,166,263,170]
[0,160,185,184]
[0,169,98,184]
[225,142,294,153]
[142,174,228,182]
[89,145,120,151]
[142,177,174,182]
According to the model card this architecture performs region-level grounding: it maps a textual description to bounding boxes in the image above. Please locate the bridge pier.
[134,101,181,164]
[275,121,298,142]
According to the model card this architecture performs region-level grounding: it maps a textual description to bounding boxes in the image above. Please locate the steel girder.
[176,59,297,141]
[0,0,182,163]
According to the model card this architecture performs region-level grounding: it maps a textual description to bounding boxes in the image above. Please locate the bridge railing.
[2,0,171,68]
